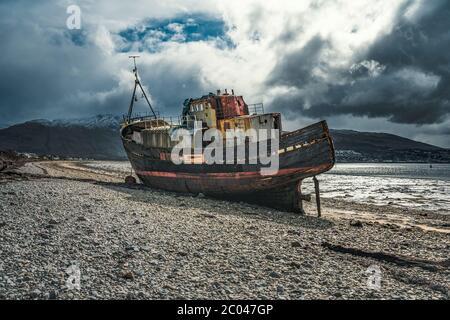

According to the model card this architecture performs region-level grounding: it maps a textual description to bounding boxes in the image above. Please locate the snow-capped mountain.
[0,115,126,160]
[28,114,122,129]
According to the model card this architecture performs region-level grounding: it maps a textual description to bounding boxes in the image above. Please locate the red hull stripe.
[136,167,319,180]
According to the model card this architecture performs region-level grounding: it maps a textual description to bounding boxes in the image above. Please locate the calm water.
[85,161,450,214]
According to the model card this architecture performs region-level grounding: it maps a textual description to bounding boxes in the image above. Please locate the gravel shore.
[0,161,449,300]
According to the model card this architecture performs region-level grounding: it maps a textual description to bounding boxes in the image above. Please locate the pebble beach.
[0,161,449,300]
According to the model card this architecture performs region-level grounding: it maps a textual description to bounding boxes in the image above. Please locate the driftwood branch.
[321,242,450,272]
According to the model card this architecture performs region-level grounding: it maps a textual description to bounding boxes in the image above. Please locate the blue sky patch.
[117,14,234,52]
[65,30,88,47]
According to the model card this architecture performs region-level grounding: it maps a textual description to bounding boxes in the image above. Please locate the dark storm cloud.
[0,2,122,123]
[268,36,330,88]
[0,2,219,124]
[267,0,450,126]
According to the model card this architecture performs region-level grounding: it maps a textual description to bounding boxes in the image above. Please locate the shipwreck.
[120,56,335,214]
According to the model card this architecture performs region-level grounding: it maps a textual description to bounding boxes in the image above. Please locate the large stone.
[121,270,134,280]
[350,220,363,228]
[291,241,302,248]
[269,271,281,278]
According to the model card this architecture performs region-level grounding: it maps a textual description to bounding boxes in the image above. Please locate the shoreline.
[0,161,449,299]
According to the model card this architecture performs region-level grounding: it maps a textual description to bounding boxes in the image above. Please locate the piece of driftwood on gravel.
[321,242,450,272]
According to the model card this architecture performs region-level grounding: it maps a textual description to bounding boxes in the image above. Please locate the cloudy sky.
[0,0,449,147]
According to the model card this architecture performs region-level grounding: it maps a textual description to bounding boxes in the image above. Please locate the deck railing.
[123,103,265,128]
[122,113,200,129]
[248,103,264,115]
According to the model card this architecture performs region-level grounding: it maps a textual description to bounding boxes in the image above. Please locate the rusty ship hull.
[121,120,335,213]
[120,60,334,213]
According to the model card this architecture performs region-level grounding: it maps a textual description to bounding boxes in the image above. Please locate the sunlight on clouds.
[92,25,115,55]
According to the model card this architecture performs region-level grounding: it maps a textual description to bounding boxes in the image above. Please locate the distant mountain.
[0,116,448,162]
[29,114,122,129]
[331,129,449,163]
[0,115,126,160]
[331,129,442,151]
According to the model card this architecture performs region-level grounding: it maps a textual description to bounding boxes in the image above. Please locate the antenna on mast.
[126,55,157,122]
[130,55,139,69]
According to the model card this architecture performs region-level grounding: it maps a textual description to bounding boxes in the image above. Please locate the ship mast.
[127,55,157,121]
